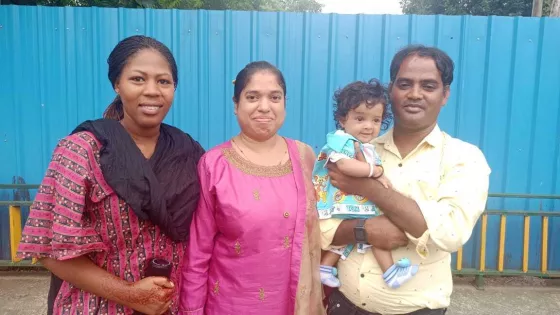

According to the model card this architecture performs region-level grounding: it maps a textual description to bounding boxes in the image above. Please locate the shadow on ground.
[1,272,559,315]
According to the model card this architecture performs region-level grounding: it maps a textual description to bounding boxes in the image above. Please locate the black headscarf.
[72,118,204,241]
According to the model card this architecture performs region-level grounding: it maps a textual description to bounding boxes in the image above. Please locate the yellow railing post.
[498,215,506,272]
[456,247,463,271]
[479,214,487,272]
[9,205,23,263]
[523,216,530,273]
[541,216,549,274]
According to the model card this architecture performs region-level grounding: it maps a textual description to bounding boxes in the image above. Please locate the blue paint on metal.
[0,5,559,271]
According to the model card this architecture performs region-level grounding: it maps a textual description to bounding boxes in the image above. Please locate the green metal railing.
[0,184,40,267]
[1,185,560,287]
[452,193,560,287]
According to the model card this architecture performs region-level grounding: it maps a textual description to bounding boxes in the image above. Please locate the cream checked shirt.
[320,125,491,314]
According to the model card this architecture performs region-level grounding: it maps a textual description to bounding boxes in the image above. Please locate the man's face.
[389,55,450,132]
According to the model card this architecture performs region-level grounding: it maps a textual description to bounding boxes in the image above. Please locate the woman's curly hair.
[333,78,392,130]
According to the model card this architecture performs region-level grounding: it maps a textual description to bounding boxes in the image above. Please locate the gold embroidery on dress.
[253,189,260,200]
[213,280,219,295]
[284,236,291,248]
[222,147,293,177]
[299,284,307,297]
[234,240,241,255]
[259,288,265,301]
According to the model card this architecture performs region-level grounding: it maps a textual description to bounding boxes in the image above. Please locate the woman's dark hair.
[333,79,392,130]
[233,61,286,103]
[103,35,178,120]
[390,44,454,87]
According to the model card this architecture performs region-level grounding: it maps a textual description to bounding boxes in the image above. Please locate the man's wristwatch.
[354,219,368,243]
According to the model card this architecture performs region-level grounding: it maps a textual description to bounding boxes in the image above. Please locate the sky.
[317,0,403,15]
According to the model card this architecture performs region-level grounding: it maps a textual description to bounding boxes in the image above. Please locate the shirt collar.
[374,124,444,150]
[423,125,444,147]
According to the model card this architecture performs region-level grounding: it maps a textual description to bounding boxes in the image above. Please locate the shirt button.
[398,163,403,167]
[360,273,365,278]
[283,212,290,218]
[362,303,366,306]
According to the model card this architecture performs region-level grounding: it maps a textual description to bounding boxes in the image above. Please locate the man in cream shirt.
[322,45,491,315]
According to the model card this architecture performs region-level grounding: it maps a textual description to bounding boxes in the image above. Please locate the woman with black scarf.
[17,35,204,315]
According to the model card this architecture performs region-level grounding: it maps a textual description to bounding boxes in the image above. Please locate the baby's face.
[339,102,384,143]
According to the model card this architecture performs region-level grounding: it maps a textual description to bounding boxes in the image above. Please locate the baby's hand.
[376,175,392,189]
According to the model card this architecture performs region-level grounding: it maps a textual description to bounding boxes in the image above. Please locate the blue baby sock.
[382,258,419,289]
[320,265,341,288]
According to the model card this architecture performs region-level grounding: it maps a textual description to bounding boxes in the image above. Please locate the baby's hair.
[333,78,392,130]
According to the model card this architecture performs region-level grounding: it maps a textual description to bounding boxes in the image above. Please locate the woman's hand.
[126,277,175,315]
[40,257,177,315]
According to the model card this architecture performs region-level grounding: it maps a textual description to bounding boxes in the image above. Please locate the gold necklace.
[232,136,287,166]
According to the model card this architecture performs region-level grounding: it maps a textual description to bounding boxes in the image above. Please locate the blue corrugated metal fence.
[0,5,559,269]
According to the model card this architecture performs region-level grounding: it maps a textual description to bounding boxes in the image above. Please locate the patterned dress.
[312,130,382,220]
[17,131,187,314]
[312,130,383,258]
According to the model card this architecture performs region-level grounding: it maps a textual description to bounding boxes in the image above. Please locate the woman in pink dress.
[17,35,204,315]
[179,61,325,315]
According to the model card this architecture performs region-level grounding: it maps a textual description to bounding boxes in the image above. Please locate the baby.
[312,79,418,289]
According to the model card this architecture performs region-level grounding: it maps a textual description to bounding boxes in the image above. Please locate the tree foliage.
[204,0,322,12]
[551,0,560,16]
[28,0,322,12]
[400,0,554,16]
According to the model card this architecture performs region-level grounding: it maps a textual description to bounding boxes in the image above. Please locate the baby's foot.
[320,265,341,288]
[382,262,419,289]
[395,257,411,268]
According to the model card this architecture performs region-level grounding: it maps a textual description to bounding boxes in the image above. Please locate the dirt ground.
[0,271,559,315]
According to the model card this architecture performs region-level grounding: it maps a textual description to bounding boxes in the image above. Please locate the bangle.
[372,165,384,179]
[368,163,374,177]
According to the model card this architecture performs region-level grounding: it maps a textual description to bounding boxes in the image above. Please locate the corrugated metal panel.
[0,5,559,269]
